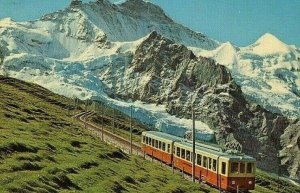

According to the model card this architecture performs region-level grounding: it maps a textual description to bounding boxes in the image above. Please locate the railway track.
[87,111,142,134]
[74,111,142,155]
[75,111,245,193]
[75,111,190,173]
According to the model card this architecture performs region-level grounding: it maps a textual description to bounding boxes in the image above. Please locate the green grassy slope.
[0,76,217,193]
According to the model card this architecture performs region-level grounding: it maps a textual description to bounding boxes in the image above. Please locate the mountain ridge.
[193,32,300,118]
[37,0,218,49]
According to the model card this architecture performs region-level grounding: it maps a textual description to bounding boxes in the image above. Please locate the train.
[141,131,256,192]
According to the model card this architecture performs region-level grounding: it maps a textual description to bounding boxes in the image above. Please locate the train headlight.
[249,181,252,185]
[231,180,236,185]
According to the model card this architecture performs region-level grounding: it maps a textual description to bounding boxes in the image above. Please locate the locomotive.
[141,131,256,192]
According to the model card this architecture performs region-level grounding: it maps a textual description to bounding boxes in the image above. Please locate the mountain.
[0,0,219,140]
[0,0,299,181]
[193,33,300,118]
[249,33,294,56]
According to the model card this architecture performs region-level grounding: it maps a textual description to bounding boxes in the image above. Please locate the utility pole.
[74,97,77,113]
[277,152,280,193]
[192,108,195,182]
[84,100,88,129]
[113,108,115,131]
[68,104,71,116]
[92,101,95,111]
[85,100,88,112]
[130,105,133,154]
[101,102,104,141]
[73,97,78,117]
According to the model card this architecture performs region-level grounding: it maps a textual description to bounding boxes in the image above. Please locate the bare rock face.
[280,121,300,180]
[0,40,9,65]
[70,0,83,8]
[121,0,172,22]
[124,31,232,102]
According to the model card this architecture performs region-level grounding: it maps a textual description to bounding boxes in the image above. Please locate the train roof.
[142,131,183,142]
[143,131,256,162]
[175,140,255,162]
[222,154,256,162]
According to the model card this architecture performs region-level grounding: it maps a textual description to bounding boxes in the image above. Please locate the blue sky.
[0,0,299,47]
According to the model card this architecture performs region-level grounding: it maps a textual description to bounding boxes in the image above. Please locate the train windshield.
[240,162,245,173]
[230,162,254,174]
[247,162,254,173]
[230,162,239,173]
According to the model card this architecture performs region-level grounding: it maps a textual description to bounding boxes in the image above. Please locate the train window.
[152,139,155,147]
[146,137,148,144]
[231,162,239,173]
[176,147,180,157]
[203,156,207,168]
[212,159,217,171]
[196,154,202,166]
[247,163,253,173]
[208,157,212,169]
[167,144,170,153]
[186,150,191,161]
[221,162,226,175]
[181,149,186,159]
[143,136,146,143]
[240,162,245,173]
[149,138,152,145]
[162,142,166,151]
[159,141,162,149]
[155,140,158,148]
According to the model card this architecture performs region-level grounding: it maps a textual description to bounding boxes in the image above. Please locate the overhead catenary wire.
[192,108,195,182]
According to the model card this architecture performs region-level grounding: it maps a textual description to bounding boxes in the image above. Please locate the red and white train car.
[141,131,180,165]
[142,131,256,193]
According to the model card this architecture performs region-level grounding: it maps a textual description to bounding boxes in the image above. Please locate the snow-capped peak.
[191,41,238,68]
[0,17,14,23]
[213,41,238,66]
[217,41,237,53]
[0,17,17,27]
[255,33,283,44]
[249,33,291,56]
